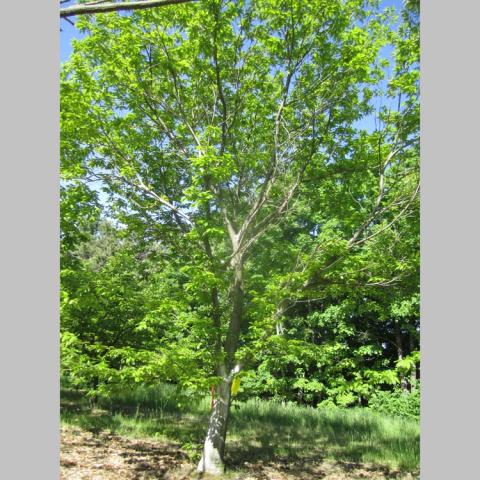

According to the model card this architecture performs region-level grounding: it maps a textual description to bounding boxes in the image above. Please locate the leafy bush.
[368,386,420,420]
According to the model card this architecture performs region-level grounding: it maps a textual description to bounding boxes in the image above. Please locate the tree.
[61,0,418,474]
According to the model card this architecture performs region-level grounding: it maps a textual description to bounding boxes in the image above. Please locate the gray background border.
[420,0,480,478]
[0,0,60,478]
[0,0,479,478]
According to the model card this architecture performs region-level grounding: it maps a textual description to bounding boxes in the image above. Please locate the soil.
[61,426,418,480]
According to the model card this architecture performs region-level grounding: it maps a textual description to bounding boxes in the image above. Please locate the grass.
[61,384,419,474]
[227,399,419,471]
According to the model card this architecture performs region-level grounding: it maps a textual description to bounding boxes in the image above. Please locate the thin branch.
[347,131,404,248]
[134,175,193,226]
[232,29,307,249]
[156,29,201,147]
[212,3,228,155]
[352,180,419,246]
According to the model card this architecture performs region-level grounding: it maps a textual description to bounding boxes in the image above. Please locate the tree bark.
[197,257,244,475]
[197,370,232,475]
[409,330,417,389]
[60,0,197,19]
[395,324,409,392]
[224,257,244,368]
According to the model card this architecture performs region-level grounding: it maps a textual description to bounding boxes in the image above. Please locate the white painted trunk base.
[197,437,225,475]
[197,378,232,475]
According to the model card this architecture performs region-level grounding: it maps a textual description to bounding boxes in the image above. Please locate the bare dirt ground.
[61,426,418,480]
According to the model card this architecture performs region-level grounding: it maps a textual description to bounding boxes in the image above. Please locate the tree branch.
[60,0,198,18]
[211,3,228,155]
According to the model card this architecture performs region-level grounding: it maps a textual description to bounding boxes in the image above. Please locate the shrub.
[368,386,420,420]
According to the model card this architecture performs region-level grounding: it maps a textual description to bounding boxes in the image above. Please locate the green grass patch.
[227,399,419,471]
[61,385,419,472]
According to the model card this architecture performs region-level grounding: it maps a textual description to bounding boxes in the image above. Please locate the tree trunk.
[197,256,244,475]
[197,373,232,475]
[409,330,417,390]
[395,324,409,392]
[224,256,244,367]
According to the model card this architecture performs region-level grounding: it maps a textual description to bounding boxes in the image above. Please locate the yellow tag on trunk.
[231,376,241,396]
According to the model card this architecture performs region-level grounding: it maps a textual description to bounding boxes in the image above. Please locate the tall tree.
[61,0,418,474]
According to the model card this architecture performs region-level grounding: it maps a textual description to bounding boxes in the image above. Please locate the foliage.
[368,385,420,420]
[60,221,218,395]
